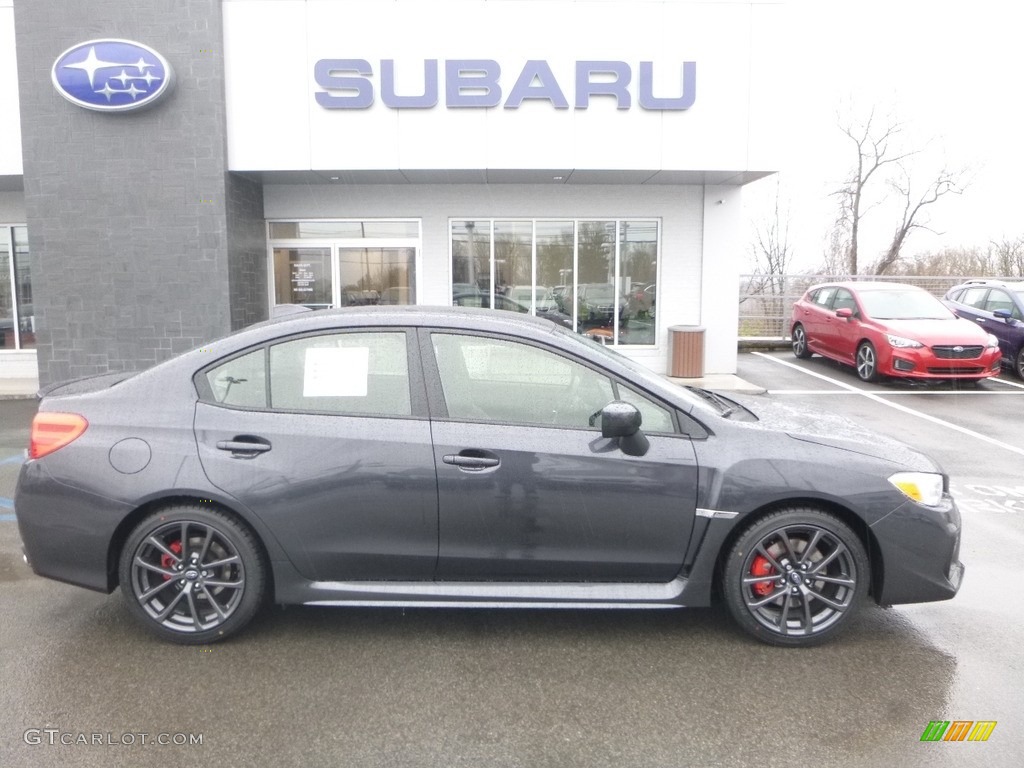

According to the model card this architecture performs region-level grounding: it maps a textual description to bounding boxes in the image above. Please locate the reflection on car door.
[423,330,699,582]
[194,330,438,582]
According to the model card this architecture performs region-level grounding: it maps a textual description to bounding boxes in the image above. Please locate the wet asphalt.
[1,356,1022,767]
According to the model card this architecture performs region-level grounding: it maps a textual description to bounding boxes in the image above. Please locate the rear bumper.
[15,461,130,593]
[870,495,964,605]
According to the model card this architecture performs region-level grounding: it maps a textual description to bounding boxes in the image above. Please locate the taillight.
[29,412,89,459]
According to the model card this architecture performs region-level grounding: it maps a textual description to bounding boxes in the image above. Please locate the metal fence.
[737,274,1010,339]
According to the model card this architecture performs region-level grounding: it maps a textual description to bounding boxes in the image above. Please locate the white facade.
[1,0,782,384]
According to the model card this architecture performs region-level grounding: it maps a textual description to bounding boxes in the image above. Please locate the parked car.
[507,284,559,314]
[453,291,573,328]
[942,279,1024,379]
[16,307,963,647]
[791,282,1002,382]
[575,283,632,327]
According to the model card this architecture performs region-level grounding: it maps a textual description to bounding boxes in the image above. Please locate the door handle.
[975,318,986,323]
[442,451,500,470]
[216,438,272,456]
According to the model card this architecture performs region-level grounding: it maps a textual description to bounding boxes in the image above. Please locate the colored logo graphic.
[920,720,997,742]
[51,39,174,112]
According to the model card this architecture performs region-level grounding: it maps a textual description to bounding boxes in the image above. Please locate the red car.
[790,282,1002,382]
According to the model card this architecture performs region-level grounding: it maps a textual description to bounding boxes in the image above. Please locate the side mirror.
[993,309,1014,323]
[835,307,853,319]
[600,401,649,457]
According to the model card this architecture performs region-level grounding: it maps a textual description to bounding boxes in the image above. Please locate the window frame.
[193,327,429,419]
[416,327,682,436]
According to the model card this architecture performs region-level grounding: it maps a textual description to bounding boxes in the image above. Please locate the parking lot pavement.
[2,372,1023,767]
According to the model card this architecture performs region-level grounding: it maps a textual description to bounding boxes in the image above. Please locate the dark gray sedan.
[14,307,963,646]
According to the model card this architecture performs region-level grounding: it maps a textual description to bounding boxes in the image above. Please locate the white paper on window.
[303,347,369,397]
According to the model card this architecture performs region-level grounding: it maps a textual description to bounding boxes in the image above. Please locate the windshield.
[585,286,615,301]
[857,289,953,320]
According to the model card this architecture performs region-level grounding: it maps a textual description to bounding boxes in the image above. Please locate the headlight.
[987,333,1000,349]
[886,334,923,349]
[889,472,944,507]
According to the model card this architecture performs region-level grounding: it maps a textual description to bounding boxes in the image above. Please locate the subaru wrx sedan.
[791,282,1002,382]
[16,307,963,647]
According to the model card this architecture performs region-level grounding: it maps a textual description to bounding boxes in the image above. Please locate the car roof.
[809,281,927,293]
[951,279,1024,291]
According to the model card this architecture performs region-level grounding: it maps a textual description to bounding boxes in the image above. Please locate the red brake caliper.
[750,554,776,596]
[160,540,183,581]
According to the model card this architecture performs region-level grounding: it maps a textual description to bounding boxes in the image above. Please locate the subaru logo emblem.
[51,39,174,112]
[953,346,964,353]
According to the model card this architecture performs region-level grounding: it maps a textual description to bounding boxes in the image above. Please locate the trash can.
[669,325,705,378]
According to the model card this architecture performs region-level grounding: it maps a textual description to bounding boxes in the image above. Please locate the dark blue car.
[943,280,1024,379]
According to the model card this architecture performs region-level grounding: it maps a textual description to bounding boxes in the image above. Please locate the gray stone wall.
[14,1,264,384]
[226,173,267,331]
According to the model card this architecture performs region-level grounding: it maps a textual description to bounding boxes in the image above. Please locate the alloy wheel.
[856,343,877,381]
[740,523,859,639]
[128,519,247,635]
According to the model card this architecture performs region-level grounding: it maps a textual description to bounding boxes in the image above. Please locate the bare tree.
[749,178,793,295]
[991,236,1024,277]
[871,165,965,274]
[833,109,916,274]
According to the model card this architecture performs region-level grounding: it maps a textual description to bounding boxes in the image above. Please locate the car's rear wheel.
[792,324,812,359]
[1016,346,1024,380]
[119,504,266,644]
[722,508,869,647]
[856,341,879,382]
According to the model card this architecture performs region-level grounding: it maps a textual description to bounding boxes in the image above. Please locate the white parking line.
[753,352,1024,458]
[988,376,1024,390]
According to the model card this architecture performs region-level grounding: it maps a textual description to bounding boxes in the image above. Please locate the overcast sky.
[742,0,1022,272]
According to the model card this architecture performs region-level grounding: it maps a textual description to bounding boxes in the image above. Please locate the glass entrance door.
[273,247,333,309]
[269,221,421,313]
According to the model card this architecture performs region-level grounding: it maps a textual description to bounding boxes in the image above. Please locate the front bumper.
[883,346,1002,379]
[870,494,964,605]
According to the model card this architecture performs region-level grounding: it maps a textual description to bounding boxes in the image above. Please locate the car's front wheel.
[792,324,812,359]
[856,341,879,382]
[1016,346,1024,380]
[118,504,267,644]
[722,508,870,647]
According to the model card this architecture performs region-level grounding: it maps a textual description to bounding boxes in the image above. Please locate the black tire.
[1016,346,1024,380]
[722,508,870,647]
[856,341,879,382]
[118,504,267,644]
[791,324,812,359]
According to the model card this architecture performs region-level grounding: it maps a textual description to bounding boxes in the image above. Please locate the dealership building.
[0,0,782,389]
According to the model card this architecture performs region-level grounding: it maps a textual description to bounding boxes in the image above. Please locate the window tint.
[984,290,1015,316]
[432,333,614,428]
[812,287,836,307]
[206,349,267,408]
[961,287,988,309]
[832,289,857,313]
[269,332,411,416]
[616,386,674,433]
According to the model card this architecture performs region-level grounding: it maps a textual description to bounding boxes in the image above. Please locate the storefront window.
[450,219,659,347]
[338,247,416,306]
[0,225,33,351]
[451,220,490,299]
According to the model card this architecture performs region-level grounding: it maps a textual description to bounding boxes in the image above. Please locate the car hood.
[876,316,989,344]
[729,395,942,472]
